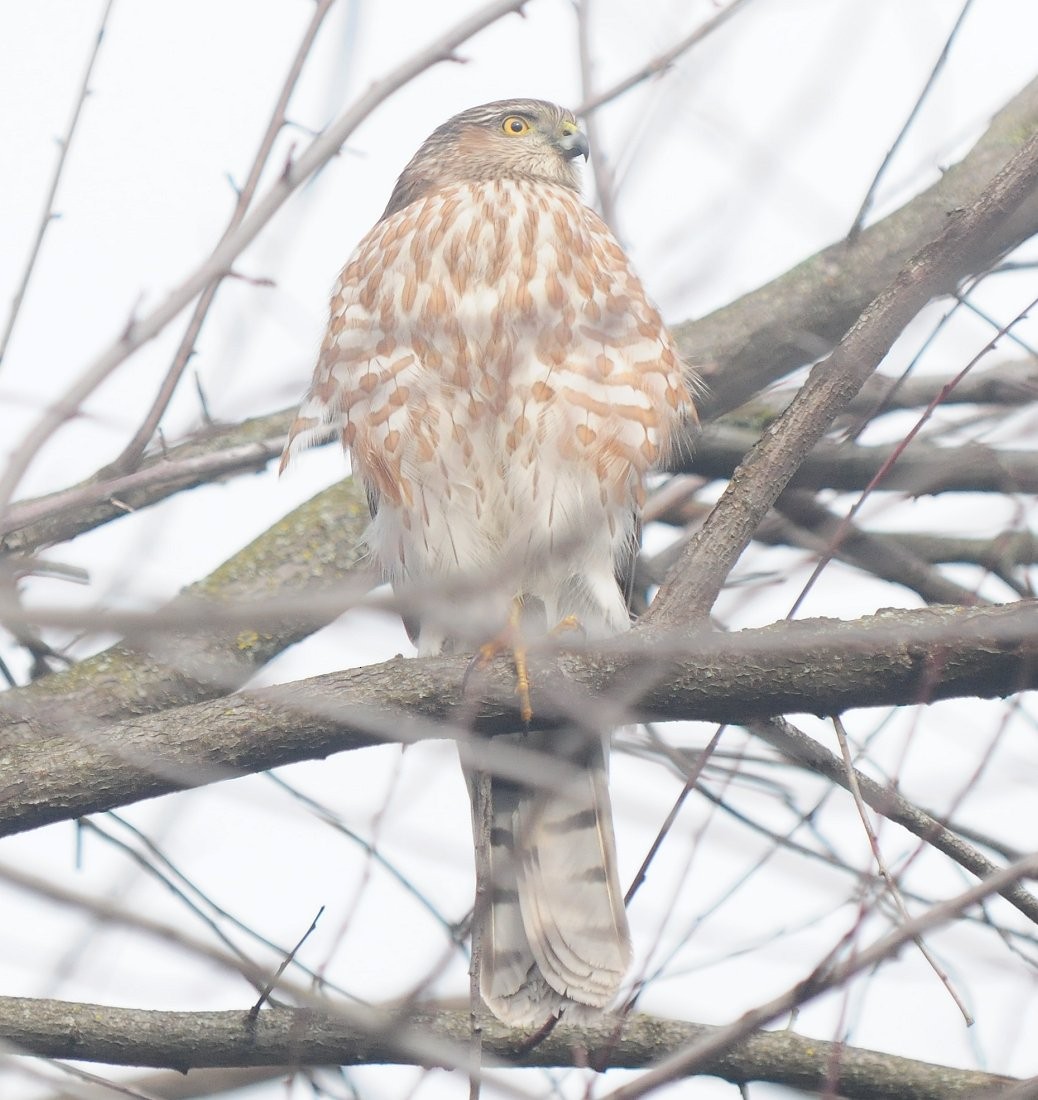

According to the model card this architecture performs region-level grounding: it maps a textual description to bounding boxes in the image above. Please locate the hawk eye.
[502,116,531,136]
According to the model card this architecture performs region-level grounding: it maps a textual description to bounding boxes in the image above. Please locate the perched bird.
[281,99,698,1025]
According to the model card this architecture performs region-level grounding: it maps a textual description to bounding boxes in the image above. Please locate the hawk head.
[381,99,589,220]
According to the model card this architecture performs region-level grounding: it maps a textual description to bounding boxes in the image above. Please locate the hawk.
[282,99,698,1026]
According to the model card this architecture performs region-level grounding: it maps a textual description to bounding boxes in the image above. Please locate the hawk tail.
[474,732,631,1026]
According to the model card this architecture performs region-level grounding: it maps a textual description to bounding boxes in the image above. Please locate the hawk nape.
[282,98,699,1026]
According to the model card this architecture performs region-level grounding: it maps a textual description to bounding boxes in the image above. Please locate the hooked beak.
[558,127,590,161]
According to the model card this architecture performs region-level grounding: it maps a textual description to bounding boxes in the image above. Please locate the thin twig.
[603,851,1038,1100]
[249,906,325,1019]
[748,716,1038,928]
[265,773,459,938]
[576,0,755,116]
[467,769,491,1100]
[0,0,116,369]
[0,859,345,1006]
[847,0,975,241]
[575,0,620,233]
[624,725,724,905]
[831,716,973,1025]
[108,0,338,474]
[78,817,267,990]
[33,1061,157,1100]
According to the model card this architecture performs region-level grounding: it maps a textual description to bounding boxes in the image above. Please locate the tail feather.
[473,732,631,1027]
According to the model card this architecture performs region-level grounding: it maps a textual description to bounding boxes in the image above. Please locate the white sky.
[2,2,1038,1098]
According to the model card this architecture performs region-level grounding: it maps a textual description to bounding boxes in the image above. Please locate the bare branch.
[0,996,1018,1097]
[0,602,1034,838]
[846,0,975,240]
[36,1066,284,1100]
[834,712,972,1024]
[1,476,371,726]
[681,73,1038,421]
[746,357,1038,421]
[604,852,1038,1099]
[576,0,620,232]
[108,0,337,474]
[649,124,1038,626]
[773,490,982,606]
[0,411,290,555]
[0,0,116,369]
[576,0,756,117]
[684,422,1038,497]
[0,860,283,995]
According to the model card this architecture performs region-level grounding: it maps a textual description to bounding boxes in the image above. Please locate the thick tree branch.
[0,477,372,726]
[0,996,1017,1098]
[648,124,1038,626]
[0,603,1034,837]
[681,74,1038,419]
[684,422,1038,496]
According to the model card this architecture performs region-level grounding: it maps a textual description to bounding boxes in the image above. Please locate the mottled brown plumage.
[282,99,698,1025]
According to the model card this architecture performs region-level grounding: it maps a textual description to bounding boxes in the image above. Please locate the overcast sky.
[3,3,1038,1097]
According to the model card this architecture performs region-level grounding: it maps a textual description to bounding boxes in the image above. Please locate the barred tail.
[471,732,631,1027]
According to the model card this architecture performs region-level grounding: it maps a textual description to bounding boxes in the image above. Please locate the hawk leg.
[475,598,533,725]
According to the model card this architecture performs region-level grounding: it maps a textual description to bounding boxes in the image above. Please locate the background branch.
[0,0,116,370]
[680,73,1038,419]
[1,476,370,726]
[107,0,337,475]
[649,125,1038,625]
[0,0,529,514]
[0,411,290,555]
[683,423,1038,496]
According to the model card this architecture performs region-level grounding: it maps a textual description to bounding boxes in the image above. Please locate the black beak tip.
[561,131,590,162]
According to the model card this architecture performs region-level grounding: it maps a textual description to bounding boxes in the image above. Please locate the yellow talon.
[470,606,583,727]
[471,600,533,726]
[509,599,533,726]
[550,614,581,638]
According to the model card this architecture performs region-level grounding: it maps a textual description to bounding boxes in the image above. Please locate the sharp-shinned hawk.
[282,99,698,1025]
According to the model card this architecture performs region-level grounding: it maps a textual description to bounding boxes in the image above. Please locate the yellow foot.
[470,610,585,727]
[473,600,533,726]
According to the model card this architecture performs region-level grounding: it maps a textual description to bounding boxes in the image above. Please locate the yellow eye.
[501,115,531,136]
